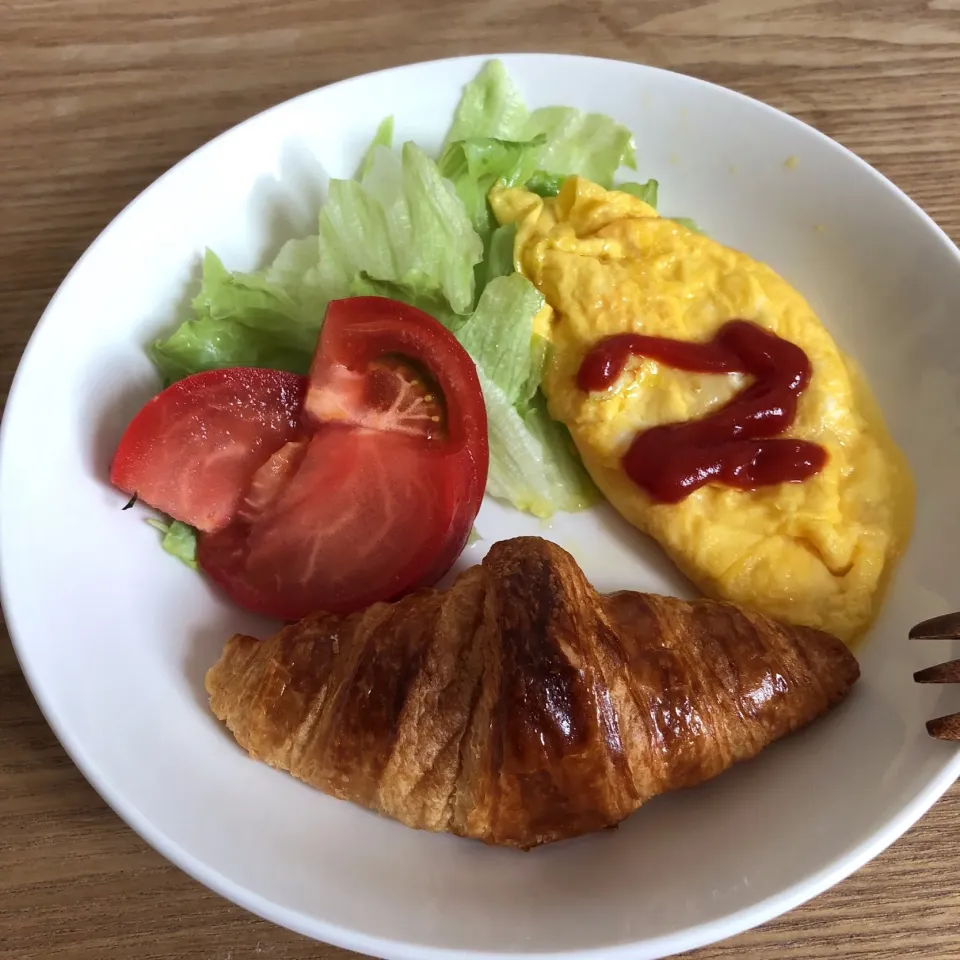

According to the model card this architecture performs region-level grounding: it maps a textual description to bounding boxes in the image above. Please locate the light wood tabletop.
[4,1,960,958]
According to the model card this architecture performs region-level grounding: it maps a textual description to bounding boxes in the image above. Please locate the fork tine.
[915,658,960,683]
[910,612,960,640]
[927,713,960,740]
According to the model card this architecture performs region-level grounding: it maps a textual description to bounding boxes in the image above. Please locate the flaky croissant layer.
[206,536,859,849]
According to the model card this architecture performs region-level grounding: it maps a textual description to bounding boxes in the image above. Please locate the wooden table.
[4,1,960,957]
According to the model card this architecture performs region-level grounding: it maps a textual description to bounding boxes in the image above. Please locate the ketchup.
[577,320,827,503]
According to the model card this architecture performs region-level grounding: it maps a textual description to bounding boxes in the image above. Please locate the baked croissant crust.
[206,536,859,849]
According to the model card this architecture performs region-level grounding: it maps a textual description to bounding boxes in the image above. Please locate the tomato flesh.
[199,426,458,619]
[307,355,446,439]
[305,297,487,463]
[110,368,305,532]
[237,440,309,523]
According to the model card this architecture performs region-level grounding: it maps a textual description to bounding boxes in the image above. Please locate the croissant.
[206,536,859,849]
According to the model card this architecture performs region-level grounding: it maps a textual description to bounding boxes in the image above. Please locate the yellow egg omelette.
[489,177,914,645]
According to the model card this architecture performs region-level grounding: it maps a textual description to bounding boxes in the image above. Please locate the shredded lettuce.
[146,517,198,569]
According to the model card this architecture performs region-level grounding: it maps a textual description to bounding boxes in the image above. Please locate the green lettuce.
[436,58,637,265]
[151,141,483,382]
[455,274,597,516]
[146,517,198,570]
[347,272,462,332]
[525,171,566,197]
[318,142,482,315]
[356,116,394,180]
[520,107,636,188]
[619,179,659,206]
[481,223,517,291]
[444,60,529,147]
[150,250,321,384]
[442,59,636,188]
[438,135,544,245]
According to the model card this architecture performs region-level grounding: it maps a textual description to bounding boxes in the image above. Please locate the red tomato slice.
[304,297,489,587]
[198,425,459,620]
[110,368,305,532]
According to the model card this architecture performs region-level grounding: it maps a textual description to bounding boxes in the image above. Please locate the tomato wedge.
[115,298,489,621]
[110,368,305,532]
[305,297,488,584]
[198,426,460,619]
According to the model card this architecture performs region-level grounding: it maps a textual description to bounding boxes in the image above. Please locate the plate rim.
[3,50,960,960]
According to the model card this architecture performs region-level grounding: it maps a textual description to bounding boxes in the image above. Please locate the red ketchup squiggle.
[576,320,827,504]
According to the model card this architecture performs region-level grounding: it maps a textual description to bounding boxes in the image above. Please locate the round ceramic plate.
[3,53,960,960]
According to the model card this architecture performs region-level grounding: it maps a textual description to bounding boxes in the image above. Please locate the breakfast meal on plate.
[206,536,859,849]
[105,59,910,841]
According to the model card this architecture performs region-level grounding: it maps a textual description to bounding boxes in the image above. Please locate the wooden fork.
[912,612,960,739]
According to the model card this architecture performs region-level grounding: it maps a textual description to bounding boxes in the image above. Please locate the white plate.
[3,52,960,960]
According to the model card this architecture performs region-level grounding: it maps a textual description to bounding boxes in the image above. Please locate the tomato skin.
[110,368,306,532]
[198,425,460,620]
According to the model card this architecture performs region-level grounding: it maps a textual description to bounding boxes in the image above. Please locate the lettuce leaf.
[619,179,659,206]
[443,59,636,189]
[356,116,394,180]
[146,517,198,570]
[436,58,636,280]
[455,274,598,516]
[319,142,482,314]
[456,272,545,401]
[150,142,483,383]
[443,60,529,146]
[483,223,517,288]
[438,135,544,244]
[146,66,624,523]
[347,272,463,332]
[519,107,635,188]
[479,375,598,517]
[150,250,321,384]
[525,171,566,197]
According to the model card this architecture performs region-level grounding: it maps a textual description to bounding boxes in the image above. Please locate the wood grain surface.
[4,1,960,957]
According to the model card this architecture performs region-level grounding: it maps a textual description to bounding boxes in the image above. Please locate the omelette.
[489,177,914,644]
